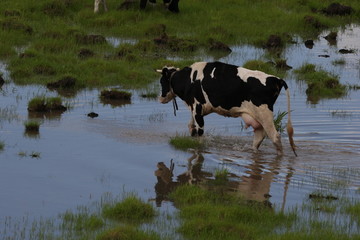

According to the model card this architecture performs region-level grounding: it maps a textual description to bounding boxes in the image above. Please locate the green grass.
[28,96,66,112]
[1,185,360,239]
[274,110,288,133]
[169,135,205,151]
[24,120,40,132]
[170,185,295,240]
[294,63,347,103]
[96,225,160,240]
[102,194,156,222]
[1,0,359,88]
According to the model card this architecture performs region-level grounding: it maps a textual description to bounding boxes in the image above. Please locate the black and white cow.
[140,0,179,13]
[157,61,296,156]
[94,0,108,13]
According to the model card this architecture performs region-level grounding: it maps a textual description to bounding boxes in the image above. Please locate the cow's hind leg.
[94,0,100,13]
[194,104,204,136]
[254,108,283,155]
[253,127,266,151]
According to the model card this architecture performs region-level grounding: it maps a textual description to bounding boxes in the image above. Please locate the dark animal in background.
[140,0,179,13]
[157,61,297,156]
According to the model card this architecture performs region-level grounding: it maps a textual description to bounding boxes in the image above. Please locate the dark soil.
[322,3,353,16]
[100,90,132,100]
[78,48,95,59]
[75,34,107,45]
[47,76,77,89]
[304,40,314,49]
[304,15,326,29]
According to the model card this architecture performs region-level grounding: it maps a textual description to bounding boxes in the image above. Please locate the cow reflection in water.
[154,152,294,210]
[154,153,208,207]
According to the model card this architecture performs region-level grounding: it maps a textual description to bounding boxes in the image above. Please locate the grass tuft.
[169,135,205,151]
[294,63,347,104]
[96,225,160,240]
[24,120,40,132]
[28,96,66,112]
[102,194,156,222]
[0,141,4,151]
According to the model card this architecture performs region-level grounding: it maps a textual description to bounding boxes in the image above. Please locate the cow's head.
[157,66,179,104]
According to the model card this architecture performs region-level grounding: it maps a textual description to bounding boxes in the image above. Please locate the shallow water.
[1,25,360,235]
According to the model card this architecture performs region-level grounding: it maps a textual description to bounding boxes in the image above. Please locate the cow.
[94,0,108,13]
[140,0,179,13]
[157,61,297,156]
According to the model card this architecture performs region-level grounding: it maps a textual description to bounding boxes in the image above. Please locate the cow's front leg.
[192,104,204,136]
[252,127,266,151]
[188,116,197,136]
[102,0,108,12]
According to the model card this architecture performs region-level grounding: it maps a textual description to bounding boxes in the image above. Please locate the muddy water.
[1,25,360,231]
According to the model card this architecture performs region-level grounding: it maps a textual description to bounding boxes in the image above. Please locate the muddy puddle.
[1,25,360,234]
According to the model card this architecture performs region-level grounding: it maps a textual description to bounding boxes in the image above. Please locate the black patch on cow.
[169,67,206,106]
[195,104,204,127]
[198,62,284,112]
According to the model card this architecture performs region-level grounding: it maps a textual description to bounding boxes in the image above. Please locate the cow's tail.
[282,80,297,156]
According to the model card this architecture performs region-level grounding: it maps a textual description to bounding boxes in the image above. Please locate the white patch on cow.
[190,62,207,82]
[237,67,273,86]
[210,67,216,78]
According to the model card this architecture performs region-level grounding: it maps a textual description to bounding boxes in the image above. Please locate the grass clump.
[170,185,294,240]
[61,211,104,232]
[100,89,132,100]
[28,96,66,112]
[0,141,4,152]
[169,135,205,151]
[344,202,360,222]
[274,111,288,133]
[102,194,156,222]
[96,225,160,240]
[294,63,346,103]
[24,120,40,132]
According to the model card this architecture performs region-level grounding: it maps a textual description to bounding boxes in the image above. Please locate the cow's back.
[191,62,283,111]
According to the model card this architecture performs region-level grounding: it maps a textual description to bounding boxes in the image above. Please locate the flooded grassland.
[1,25,360,238]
